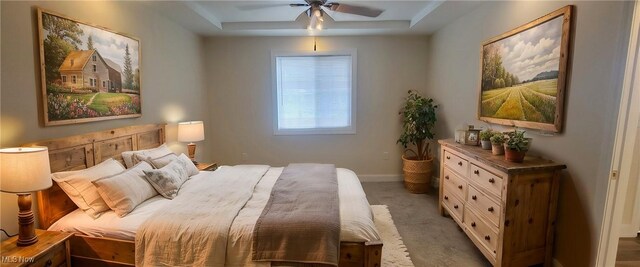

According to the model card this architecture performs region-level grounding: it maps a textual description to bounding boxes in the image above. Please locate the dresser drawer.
[442,187,464,222]
[464,207,499,255]
[28,242,66,267]
[467,185,501,228]
[443,167,466,201]
[443,151,468,177]
[469,163,503,198]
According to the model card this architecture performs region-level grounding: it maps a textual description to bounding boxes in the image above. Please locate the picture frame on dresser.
[37,8,142,126]
[478,5,572,133]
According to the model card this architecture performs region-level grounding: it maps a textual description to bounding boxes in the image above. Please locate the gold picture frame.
[37,8,142,126]
[478,6,572,133]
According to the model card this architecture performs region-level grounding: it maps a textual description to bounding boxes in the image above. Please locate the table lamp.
[0,147,52,246]
[178,121,205,162]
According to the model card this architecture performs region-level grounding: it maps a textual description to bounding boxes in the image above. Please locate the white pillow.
[143,159,190,199]
[121,144,172,168]
[93,161,157,217]
[52,158,126,218]
[140,153,177,169]
[177,153,199,177]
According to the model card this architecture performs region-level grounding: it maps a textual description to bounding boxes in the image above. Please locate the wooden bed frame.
[27,124,382,267]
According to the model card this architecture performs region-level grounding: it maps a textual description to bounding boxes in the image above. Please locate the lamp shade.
[0,147,52,193]
[178,121,205,142]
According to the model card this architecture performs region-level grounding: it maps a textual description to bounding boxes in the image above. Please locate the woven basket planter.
[402,155,433,194]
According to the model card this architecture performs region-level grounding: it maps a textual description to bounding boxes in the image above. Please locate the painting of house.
[104,58,122,92]
[58,50,110,92]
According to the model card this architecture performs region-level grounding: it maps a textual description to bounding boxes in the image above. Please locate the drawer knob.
[445,175,450,180]
[474,170,479,175]
[458,185,463,189]
[446,156,451,159]
[472,195,477,200]
[458,161,463,166]
[484,235,491,241]
[444,196,448,200]
[471,222,476,227]
[488,207,494,212]
[45,259,52,267]
[454,205,459,209]
[489,178,495,183]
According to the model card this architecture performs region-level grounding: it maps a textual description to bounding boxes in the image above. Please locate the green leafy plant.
[505,129,529,151]
[489,132,506,145]
[480,129,494,141]
[397,90,438,160]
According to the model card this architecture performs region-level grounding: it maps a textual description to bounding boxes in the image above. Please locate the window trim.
[271,50,357,135]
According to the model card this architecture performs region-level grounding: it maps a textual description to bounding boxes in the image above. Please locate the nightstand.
[1,230,72,267]
[196,162,218,171]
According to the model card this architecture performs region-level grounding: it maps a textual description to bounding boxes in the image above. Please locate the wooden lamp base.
[17,194,37,246]
[187,143,197,163]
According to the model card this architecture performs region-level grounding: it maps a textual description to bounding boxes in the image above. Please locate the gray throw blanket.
[252,163,341,266]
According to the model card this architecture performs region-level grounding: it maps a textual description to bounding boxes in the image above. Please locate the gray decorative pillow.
[140,153,178,169]
[121,144,172,168]
[177,153,199,176]
[143,159,190,199]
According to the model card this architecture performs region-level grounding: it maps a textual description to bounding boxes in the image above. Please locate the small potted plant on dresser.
[490,132,505,155]
[479,129,493,150]
[397,90,438,194]
[504,129,531,163]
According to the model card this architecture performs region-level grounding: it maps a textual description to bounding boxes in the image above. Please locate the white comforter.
[49,165,380,266]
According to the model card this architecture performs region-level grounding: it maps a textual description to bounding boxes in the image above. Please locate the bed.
[27,124,383,267]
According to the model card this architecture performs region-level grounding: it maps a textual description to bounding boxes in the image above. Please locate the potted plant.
[504,129,530,163]
[479,129,493,150]
[489,132,505,155]
[397,90,438,194]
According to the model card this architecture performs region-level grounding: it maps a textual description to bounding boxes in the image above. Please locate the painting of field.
[481,79,556,123]
[38,9,141,125]
[479,6,570,132]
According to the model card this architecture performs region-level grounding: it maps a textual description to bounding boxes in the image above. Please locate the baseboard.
[358,174,403,182]
[553,258,563,267]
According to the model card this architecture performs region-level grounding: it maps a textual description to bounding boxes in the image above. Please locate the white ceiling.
[149,1,483,36]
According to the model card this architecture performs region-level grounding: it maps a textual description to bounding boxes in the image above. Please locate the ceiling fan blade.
[325,3,383,17]
[236,3,305,11]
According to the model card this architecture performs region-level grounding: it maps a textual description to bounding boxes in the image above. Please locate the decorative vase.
[491,143,504,155]
[481,140,492,150]
[401,155,433,194]
[504,148,527,163]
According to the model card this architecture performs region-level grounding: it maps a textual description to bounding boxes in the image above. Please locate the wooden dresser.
[438,139,566,267]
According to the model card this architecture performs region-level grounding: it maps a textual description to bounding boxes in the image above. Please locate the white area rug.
[371,205,415,267]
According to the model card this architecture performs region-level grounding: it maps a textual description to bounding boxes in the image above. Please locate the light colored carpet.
[372,205,414,267]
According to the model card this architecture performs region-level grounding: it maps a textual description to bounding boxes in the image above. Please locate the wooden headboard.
[23,124,166,229]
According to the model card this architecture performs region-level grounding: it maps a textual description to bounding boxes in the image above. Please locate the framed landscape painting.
[478,6,572,133]
[38,8,141,126]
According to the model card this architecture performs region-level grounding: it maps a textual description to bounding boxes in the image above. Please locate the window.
[272,50,356,135]
[92,55,97,61]
[93,64,97,72]
[72,75,77,84]
[61,75,67,83]
[102,81,106,88]
[90,78,95,87]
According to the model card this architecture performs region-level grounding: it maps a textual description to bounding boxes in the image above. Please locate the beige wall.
[425,1,633,265]
[203,36,428,178]
[1,1,208,238]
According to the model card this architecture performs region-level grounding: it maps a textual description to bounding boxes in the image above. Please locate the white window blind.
[274,52,356,135]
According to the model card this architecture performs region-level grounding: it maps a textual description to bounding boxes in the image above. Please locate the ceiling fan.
[298,0,384,30]
[240,0,384,30]
[290,0,384,18]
